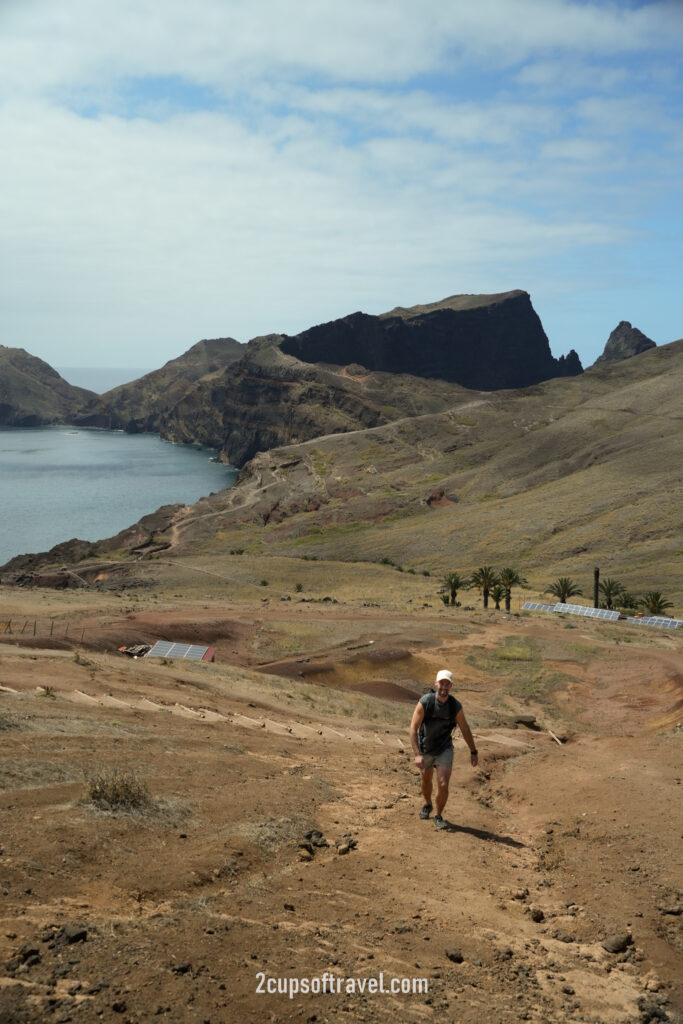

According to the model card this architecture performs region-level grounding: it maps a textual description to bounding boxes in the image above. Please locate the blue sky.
[1,0,681,374]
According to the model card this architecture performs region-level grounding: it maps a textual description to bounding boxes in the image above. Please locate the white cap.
[435,669,453,683]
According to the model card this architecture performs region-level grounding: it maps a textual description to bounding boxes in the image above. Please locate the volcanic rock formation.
[3,291,583,469]
[281,290,582,389]
[160,290,583,465]
[0,346,95,426]
[594,321,656,366]
[73,337,245,433]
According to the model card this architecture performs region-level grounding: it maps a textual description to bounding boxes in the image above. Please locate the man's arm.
[409,701,425,770]
[456,709,479,767]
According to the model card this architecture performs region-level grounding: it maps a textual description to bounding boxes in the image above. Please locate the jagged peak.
[594,321,656,366]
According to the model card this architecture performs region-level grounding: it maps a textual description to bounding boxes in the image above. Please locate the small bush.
[86,769,151,811]
[295,582,303,593]
[260,579,269,587]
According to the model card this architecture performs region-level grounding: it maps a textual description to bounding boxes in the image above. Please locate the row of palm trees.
[440,569,675,617]
[440,566,526,612]
[546,576,674,616]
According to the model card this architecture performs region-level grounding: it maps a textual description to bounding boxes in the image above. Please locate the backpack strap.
[423,691,458,725]
[422,691,437,722]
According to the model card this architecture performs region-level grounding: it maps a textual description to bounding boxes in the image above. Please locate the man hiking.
[409,669,479,830]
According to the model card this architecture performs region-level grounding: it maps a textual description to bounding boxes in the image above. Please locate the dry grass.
[85,768,152,812]
[166,341,682,609]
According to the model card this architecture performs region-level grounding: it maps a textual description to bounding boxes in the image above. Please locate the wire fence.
[1,619,87,640]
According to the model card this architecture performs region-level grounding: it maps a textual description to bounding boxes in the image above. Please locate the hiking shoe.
[434,814,448,830]
[419,803,432,820]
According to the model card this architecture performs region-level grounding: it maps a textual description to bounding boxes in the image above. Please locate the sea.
[0,426,237,568]
[55,366,154,394]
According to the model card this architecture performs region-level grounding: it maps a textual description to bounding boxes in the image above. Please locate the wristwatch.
[469,748,478,756]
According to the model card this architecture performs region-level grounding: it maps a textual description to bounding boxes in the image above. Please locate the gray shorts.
[421,746,453,771]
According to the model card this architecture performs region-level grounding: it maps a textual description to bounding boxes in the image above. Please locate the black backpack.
[418,691,460,753]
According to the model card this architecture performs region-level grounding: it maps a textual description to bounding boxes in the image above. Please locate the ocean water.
[55,366,153,393]
[0,427,237,567]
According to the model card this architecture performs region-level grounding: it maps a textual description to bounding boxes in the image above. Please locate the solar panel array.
[626,616,682,630]
[145,640,214,660]
[522,602,681,630]
[554,603,620,621]
[522,602,557,613]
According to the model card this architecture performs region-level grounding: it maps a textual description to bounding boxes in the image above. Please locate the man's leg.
[421,766,434,806]
[434,764,452,817]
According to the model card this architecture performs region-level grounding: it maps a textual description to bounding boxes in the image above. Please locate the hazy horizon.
[55,365,155,393]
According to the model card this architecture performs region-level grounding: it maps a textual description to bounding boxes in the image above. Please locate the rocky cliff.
[6,337,679,587]
[0,346,95,426]
[160,290,583,465]
[594,321,656,366]
[281,290,582,388]
[3,291,583,469]
[159,336,472,466]
[72,337,245,433]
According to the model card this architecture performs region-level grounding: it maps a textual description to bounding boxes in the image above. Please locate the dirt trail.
[0,597,681,1023]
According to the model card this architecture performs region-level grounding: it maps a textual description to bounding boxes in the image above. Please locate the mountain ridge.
[4,338,681,610]
[3,290,580,458]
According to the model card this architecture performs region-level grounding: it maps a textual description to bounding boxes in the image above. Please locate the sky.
[1,0,681,377]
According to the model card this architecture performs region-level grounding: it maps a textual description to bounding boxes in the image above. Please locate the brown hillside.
[0,563,680,1023]
[0,346,95,426]
[73,337,245,434]
[158,338,683,609]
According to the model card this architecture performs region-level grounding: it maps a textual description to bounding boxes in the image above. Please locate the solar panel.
[626,617,681,630]
[554,603,620,622]
[522,602,557,612]
[145,640,216,661]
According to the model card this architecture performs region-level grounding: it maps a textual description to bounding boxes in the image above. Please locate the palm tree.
[470,566,499,610]
[489,584,506,611]
[499,567,527,612]
[440,572,468,606]
[546,577,582,604]
[638,591,674,616]
[598,578,625,610]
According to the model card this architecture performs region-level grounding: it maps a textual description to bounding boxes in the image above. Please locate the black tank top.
[419,692,462,755]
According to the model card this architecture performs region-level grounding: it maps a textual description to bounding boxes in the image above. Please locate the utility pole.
[593,567,600,608]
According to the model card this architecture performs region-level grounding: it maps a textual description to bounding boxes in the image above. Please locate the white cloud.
[0,0,681,368]
[2,0,682,100]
